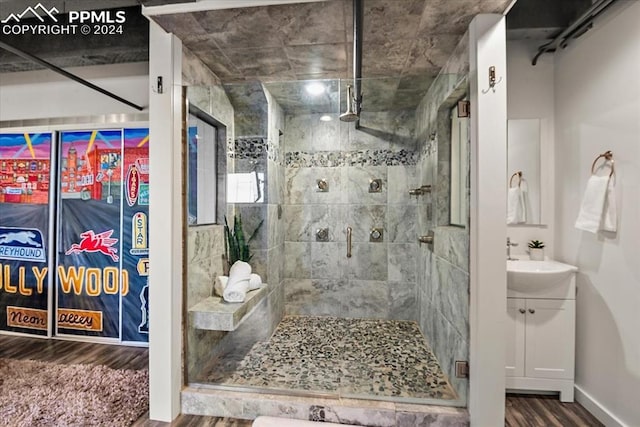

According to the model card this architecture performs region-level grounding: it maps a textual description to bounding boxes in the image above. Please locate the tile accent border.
[285,149,418,168]
[229,136,281,164]
[229,136,267,160]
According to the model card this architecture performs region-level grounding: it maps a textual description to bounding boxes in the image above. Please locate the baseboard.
[574,385,627,427]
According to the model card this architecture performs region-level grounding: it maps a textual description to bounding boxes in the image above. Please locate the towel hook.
[482,66,503,94]
[509,171,522,188]
[591,151,615,177]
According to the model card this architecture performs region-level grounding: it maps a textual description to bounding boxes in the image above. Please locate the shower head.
[339,111,359,122]
[339,84,359,122]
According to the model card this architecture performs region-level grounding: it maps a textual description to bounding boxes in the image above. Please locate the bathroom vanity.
[505,260,578,402]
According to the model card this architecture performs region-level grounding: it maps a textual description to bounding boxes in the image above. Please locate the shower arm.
[352,0,363,126]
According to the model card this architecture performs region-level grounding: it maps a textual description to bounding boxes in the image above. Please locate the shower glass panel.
[185,76,469,407]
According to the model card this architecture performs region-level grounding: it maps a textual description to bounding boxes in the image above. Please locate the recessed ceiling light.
[305,82,326,96]
[320,115,332,122]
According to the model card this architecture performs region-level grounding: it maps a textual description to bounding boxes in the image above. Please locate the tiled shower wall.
[414,33,471,403]
[188,85,286,382]
[184,74,287,382]
[283,110,420,321]
[183,47,237,380]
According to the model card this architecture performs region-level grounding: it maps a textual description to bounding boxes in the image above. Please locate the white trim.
[506,377,574,402]
[0,330,49,339]
[51,334,121,345]
[148,19,183,422]
[575,385,628,427]
[143,0,325,16]
[468,14,508,427]
[0,121,149,133]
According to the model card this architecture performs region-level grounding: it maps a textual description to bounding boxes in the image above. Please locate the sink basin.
[507,259,578,293]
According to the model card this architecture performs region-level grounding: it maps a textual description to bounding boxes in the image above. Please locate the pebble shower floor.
[204,316,457,400]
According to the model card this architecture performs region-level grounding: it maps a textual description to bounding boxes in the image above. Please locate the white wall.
[0,62,148,121]
[554,2,640,425]
[506,40,555,258]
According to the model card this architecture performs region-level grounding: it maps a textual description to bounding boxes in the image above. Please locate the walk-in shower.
[184,71,471,409]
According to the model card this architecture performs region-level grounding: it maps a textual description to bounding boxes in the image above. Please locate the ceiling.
[0,0,594,112]
[154,0,513,111]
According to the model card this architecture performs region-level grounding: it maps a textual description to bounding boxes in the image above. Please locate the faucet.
[507,237,518,260]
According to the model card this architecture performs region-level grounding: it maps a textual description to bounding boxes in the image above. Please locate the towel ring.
[591,151,615,177]
[509,171,522,188]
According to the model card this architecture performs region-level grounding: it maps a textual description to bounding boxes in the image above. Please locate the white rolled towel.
[216,273,263,297]
[229,260,252,278]
[249,273,263,290]
[214,276,228,297]
[223,261,252,303]
[223,279,250,302]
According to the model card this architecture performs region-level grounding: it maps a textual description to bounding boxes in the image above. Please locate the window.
[187,106,220,225]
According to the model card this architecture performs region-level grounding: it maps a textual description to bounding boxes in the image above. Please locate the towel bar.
[591,150,615,177]
[509,171,522,188]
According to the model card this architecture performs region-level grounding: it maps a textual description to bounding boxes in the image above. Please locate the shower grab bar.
[346,226,352,258]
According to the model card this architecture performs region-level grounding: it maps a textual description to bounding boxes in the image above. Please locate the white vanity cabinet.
[505,269,576,402]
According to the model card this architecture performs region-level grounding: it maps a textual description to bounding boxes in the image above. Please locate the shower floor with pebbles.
[205,316,457,401]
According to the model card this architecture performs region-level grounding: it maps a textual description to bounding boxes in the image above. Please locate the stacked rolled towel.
[249,273,263,290]
[214,273,264,298]
[223,261,252,303]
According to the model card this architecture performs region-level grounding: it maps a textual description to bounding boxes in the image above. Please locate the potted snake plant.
[223,214,263,274]
[528,239,545,261]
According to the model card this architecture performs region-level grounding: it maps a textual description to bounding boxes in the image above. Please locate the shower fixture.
[340,0,363,124]
[370,228,384,242]
[316,228,329,242]
[369,178,382,193]
[316,179,329,192]
[340,85,359,122]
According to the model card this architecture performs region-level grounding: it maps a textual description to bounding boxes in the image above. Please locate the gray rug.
[0,358,148,427]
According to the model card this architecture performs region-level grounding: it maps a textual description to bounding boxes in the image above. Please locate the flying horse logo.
[65,229,119,262]
[0,231,42,247]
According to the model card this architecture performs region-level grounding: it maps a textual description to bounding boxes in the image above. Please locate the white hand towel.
[223,279,250,303]
[602,179,617,232]
[248,273,263,291]
[575,175,610,233]
[223,261,252,303]
[214,276,228,297]
[507,187,526,224]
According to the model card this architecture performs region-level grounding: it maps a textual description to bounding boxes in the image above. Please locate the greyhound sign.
[0,227,46,263]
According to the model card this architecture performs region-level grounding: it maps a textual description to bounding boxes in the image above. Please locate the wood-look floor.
[0,334,603,426]
[0,334,148,370]
[132,414,252,427]
[506,394,603,427]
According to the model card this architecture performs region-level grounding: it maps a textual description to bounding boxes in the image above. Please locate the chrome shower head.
[339,111,359,122]
[339,84,359,122]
